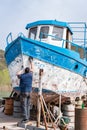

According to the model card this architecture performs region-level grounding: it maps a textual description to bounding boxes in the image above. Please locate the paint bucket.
[13,100,22,118]
[4,98,14,115]
[75,108,87,130]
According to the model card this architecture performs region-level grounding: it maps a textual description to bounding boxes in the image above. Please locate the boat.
[4,20,87,105]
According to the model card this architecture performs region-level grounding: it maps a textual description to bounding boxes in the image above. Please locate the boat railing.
[68,22,87,48]
[40,32,74,46]
[6,32,13,45]
[17,32,25,37]
[40,32,87,60]
[41,32,84,48]
[6,32,25,45]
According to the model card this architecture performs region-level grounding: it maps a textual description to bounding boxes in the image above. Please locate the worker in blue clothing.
[17,60,33,123]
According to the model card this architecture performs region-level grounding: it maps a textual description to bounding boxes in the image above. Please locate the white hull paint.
[8,54,87,98]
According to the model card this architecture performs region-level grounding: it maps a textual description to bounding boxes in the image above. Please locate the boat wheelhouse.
[26,20,72,49]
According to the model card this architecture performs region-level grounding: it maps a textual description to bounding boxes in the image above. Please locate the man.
[17,61,33,123]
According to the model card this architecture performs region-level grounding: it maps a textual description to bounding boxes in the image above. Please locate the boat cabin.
[26,20,72,49]
[26,20,86,60]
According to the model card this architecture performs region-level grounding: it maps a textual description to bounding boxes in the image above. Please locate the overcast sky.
[0,0,87,50]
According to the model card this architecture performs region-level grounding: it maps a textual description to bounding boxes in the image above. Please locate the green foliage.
[0,49,11,97]
[0,49,11,85]
[0,49,7,70]
[0,69,11,85]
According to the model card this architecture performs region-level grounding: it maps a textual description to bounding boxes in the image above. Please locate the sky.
[0,0,87,50]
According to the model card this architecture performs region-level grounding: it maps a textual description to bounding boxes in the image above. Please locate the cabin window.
[52,26,63,41]
[29,27,37,39]
[39,26,49,39]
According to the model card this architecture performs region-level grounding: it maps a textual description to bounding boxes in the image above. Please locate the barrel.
[13,100,22,118]
[4,98,14,115]
[62,104,75,129]
[75,108,87,130]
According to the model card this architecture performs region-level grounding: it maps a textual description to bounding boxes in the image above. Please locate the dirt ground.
[0,106,25,130]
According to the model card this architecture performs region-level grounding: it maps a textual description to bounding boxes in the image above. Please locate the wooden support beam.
[40,96,48,130]
[37,69,44,127]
